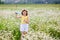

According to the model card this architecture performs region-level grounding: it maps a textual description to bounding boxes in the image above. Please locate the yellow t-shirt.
[21,15,28,24]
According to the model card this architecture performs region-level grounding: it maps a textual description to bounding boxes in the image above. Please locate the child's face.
[23,11,26,16]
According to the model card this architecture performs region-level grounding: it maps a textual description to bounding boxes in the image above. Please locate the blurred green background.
[0,4,60,40]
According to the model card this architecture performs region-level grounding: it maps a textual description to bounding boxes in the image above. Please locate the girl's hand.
[15,12,21,18]
[15,12,18,16]
[15,12,18,14]
[24,20,26,22]
[15,12,19,14]
[24,19,29,24]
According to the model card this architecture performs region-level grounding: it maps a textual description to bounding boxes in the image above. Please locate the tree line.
[0,0,4,4]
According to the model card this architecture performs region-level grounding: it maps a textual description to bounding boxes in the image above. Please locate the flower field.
[0,4,60,40]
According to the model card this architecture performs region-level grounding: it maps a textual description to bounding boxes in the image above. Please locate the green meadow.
[0,4,60,40]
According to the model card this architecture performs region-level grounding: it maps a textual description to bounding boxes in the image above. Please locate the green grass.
[0,16,21,40]
[0,4,60,10]
[0,4,60,40]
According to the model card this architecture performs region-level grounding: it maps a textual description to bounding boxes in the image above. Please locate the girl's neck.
[22,15,27,16]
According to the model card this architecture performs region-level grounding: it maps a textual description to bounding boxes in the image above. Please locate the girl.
[15,10,29,40]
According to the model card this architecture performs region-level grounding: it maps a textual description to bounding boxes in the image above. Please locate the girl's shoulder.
[26,16,29,18]
[21,15,22,17]
[21,15,29,19]
[21,15,28,17]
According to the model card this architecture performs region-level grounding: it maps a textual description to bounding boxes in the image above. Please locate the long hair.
[21,9,28,16]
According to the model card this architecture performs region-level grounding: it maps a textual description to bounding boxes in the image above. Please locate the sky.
[1,0,60,4]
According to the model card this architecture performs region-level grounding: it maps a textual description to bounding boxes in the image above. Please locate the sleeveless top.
[21,15,28,24]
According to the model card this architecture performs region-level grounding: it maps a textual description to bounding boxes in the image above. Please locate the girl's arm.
[15,12,21,18]
[24,17,29,24]
[16,15,21,18]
